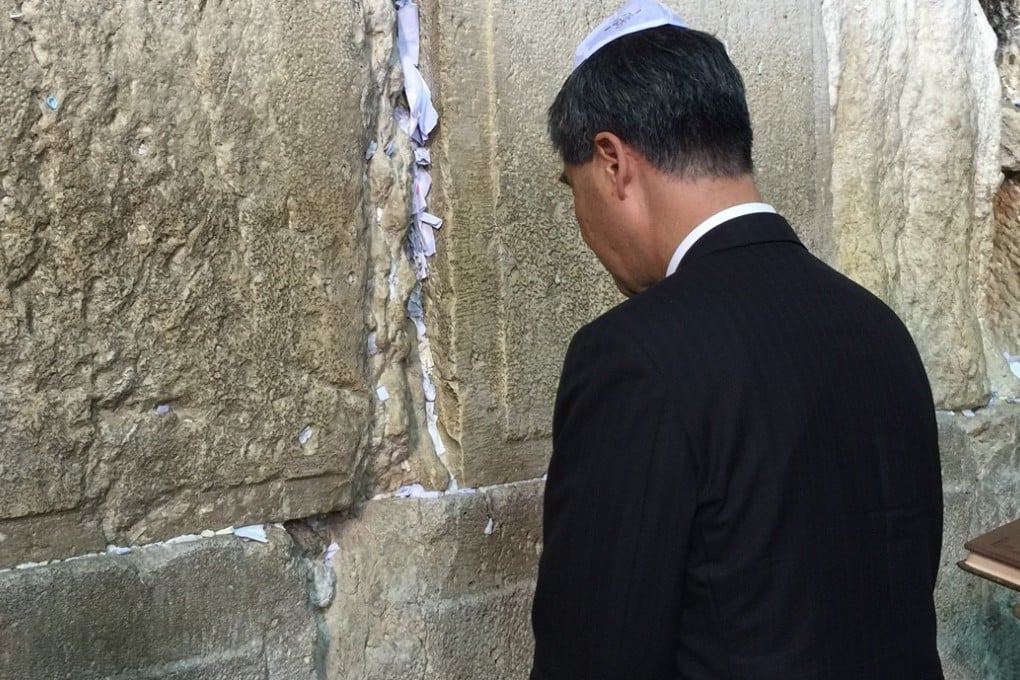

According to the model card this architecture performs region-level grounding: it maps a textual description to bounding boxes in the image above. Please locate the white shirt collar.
[665,202,777,277]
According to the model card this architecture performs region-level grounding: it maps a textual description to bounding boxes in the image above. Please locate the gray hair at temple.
[548,26,755,180]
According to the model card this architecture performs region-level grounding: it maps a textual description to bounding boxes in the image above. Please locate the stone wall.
[428,0,831,488]
[0,0,1018,678]
[0,530,323,679]
[823,0,1002,410]
[0,0,829,565]
[0,0,396,565]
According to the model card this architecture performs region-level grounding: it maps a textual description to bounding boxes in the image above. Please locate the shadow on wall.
[979,0,1019,45]
[988,6,1020,383]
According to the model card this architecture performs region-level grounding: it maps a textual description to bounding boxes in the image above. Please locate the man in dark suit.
[530,3,945,679]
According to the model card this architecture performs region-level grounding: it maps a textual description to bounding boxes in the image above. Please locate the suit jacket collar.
[679,212,805,268]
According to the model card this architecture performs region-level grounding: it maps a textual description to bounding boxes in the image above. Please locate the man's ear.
[592,132,632,200]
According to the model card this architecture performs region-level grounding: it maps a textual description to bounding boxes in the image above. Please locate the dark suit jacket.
[531,213,944,679]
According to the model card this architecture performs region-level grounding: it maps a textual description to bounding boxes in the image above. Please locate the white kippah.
[573,1,688,70]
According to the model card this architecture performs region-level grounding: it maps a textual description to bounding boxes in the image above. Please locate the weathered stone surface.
[936,407,1020,678]
[0,507,106,567]
[0,0,420,561]
[430,0,832,487]
[0,529,320,680]
[1000,105,1020,173]
[325,480,543,680]
[982,6,1020,404]
[984,177,1020,403]
[823,0,1002,409]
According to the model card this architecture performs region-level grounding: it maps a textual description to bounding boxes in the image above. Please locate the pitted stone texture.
[985,177,1020,402]
[432,0,831,487]
[325,480,543,680]
[0,0,381,561]
[823,0,1001,409]
[0,530,318,679]
[1001,105,1020,173]
[937,408,1020,678]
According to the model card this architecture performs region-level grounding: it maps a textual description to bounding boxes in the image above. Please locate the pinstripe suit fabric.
[531,213,944,680]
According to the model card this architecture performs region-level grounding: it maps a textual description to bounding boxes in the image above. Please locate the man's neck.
[648,174,763,275]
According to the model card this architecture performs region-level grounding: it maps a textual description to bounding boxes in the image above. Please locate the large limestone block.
[936,407,1020,678]
[325,481,543,679]
[429,0,831,487]
[823,0,1002,409]
[0,530,320,679]
[0,0,384,560]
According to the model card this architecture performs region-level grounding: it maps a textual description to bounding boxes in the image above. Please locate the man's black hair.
[549,26,754,179]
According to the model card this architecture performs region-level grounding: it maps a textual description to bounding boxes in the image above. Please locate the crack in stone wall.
[357,0,456,498]
[980,0,1020,403]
